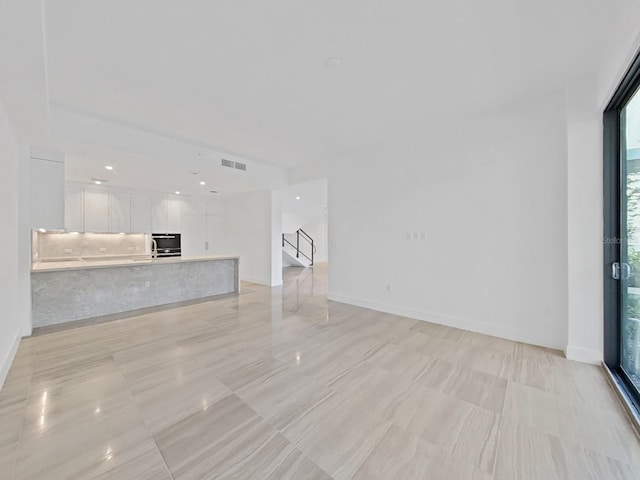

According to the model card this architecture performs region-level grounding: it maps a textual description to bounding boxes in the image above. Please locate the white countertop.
[31,255,239,273]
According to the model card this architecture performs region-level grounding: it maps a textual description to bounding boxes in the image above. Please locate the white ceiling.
[64,145,270,196]
[43,1,620,170]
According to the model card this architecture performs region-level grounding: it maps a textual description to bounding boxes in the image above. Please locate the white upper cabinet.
[150,194,168,233]
[31,156,65,230]
[65,186,84,232]
[130,193,152,233]
[167,194,182,233]
[150,194,182,233]
[182,196,205,216]
[109,192,131,233]
[61,188,208,237]
[84,190,109,233]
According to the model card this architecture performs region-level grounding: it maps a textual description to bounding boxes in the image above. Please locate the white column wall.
[565,77,604,363]
[0,102,26,389]
[223,190,282,287]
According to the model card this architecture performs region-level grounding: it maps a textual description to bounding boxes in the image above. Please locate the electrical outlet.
[386,283,393,292]
[145,281,150,288]
[64,248,73,254]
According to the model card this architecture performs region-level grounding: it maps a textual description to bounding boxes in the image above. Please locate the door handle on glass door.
[613,262,633,280]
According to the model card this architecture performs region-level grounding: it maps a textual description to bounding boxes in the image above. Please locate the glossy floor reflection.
[1,263,639,479]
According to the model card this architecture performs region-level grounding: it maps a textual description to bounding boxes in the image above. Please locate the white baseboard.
[327,292,563,351]
[241,275,273,287]
[0,330,21,391]
[565,345,603,364]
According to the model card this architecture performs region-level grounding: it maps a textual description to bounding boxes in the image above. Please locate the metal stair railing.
[282,228,315,265]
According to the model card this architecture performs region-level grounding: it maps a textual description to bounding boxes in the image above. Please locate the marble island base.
[31,256,239,328]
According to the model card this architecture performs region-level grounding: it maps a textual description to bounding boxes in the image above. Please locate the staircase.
[282,229,315,268]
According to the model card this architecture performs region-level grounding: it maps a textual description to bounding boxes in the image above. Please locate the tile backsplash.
[34,232,149,261]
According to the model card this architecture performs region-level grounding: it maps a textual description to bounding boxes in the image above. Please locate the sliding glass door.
[621,88,640,393]
[604,51,640,409]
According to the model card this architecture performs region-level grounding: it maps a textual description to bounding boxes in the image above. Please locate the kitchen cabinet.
[181,214,206,256]
[109,192,131,233]
[167,194,182,233]
[182,214,224,256]
[130,193,152,233]
[205,197,224,216]
[151,194,168,233]
[84,190,109,233]
[62,187,218,240]
[182,196,205,216]
[205,215,225,253]
[65,186,84,232]
[151,194,182,233]
[31,156,65,230]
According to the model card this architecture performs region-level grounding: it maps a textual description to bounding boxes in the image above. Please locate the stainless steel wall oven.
[151,233,181,258]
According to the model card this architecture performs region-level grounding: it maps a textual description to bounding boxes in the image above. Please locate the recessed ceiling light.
[105,165,114,171]
[296,196,301,200]
[94,180,102,185]
[38,228,46,233]
[325,57,342,69]
[175,191,180,195]
[200,181,206,186]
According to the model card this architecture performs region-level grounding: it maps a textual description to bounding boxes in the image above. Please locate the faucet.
[151,239,158,260]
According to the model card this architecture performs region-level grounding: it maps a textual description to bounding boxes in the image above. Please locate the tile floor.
[0,264,639,479]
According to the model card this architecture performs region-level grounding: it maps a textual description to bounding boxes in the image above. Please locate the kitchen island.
[31,255,239,328]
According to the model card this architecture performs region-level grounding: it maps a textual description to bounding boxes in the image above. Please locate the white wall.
[0,0,49,142]
[0,102,26,389]
[327,94,569,350]
[270,190,283,286]
[0,0,48,388]
[18,145,32,341]
[300,211,329,264]
[565,76,604,363]
[223,190,282,286]
[563,1,640,363]
[280,179,328,233]
[596,2,640,109]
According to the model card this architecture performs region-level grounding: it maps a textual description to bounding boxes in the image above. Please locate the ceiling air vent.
[221,158,234,168]
[234,161,246,171]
